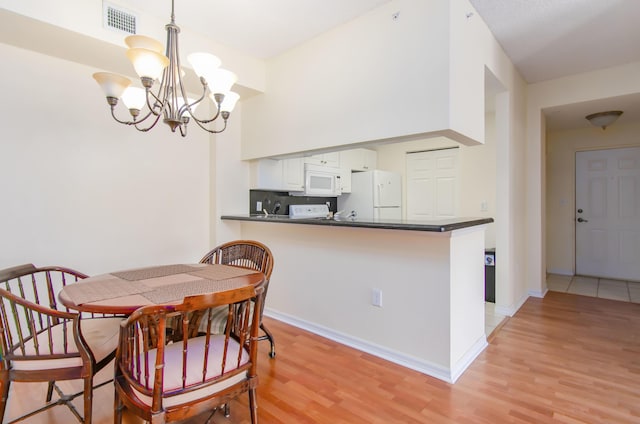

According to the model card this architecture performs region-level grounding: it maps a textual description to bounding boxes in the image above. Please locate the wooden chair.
[199,240,276,358]
[113,284,264,424]
[0,264,124,424]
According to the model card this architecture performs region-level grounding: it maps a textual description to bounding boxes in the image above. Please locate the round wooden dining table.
[58,263,265,315]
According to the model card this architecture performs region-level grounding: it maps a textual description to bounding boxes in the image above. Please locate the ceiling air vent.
[103,2,137,35]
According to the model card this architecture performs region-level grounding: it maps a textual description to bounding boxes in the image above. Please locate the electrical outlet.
[371,288,383,307]
[480,200,488,212]
[256,201,262,212]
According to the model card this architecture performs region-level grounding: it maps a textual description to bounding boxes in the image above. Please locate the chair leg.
[0,374,10,423]
[46,381,55,402]
[260,322,276,358]
[248,388,258,424]
[84,377,93,424]
[150,412,166,424]
[114,389,123,424]
[223,403,230,417]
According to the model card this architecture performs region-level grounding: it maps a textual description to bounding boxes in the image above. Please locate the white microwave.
[291,164,342,197]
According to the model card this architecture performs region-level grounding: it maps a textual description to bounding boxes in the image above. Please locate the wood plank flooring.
[4,291,640,423]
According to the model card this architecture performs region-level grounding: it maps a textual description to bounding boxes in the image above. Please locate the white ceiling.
[469,0,640,131]
[119,0,640,132]
[468,0,640,84]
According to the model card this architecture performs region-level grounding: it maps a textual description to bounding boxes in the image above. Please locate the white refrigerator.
[338,170,402,220]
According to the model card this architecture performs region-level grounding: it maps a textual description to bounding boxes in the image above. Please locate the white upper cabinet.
[282,157,304,191]
[340,168,352,194]
[250,159,282,191]
[340,148,377,171]
[250,158,304,192]
[304,152,340,168]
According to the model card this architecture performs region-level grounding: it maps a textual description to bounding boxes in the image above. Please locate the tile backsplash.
[249,190,337,215]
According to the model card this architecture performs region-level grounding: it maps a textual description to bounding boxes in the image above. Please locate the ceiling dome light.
[585,110,623,130]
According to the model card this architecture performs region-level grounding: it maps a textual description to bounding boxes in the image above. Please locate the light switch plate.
[371,288,383,307]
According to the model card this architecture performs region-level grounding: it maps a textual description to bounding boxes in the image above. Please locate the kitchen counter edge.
[220,215,494,232]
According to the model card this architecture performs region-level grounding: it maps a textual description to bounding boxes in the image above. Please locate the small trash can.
[484,248,496,303]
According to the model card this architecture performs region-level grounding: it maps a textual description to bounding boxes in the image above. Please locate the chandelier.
[92,0,239,136]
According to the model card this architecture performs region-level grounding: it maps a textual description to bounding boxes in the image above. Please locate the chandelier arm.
[132,111,164,132]
[173,35,210,126]
[194,89,224,124]
[196,103,222,124]
[144,85,166,117]
[178,83,208,121]
[197,112,222,124]
[109,106,136,125]
[108,105,158,126]
[131,108,159,125]
[190,115,228,134]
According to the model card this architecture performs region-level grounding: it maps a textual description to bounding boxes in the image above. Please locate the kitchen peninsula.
[222,214,492,232]
[222,214,493,383]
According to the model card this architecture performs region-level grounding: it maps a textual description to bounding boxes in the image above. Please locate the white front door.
[575,147,640,281]
[406,148,459,220]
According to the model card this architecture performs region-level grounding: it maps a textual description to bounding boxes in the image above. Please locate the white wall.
[464,5,528,315]
[241,0,459,159]
[0,43,212,275]
[211,102,252,246]
[546,121,640,275]
[448,0,487,145]
[236,221,487,382]
[459,113,497,247]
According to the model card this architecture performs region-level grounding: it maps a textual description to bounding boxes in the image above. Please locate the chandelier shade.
[92,0,239,137]
[121,87,146,111]
[220,91,240,113]
[187,53,222,77]
[124,35,164,52]
[92,72,131,99]
[207,69,238,96]
[125,48,169,81]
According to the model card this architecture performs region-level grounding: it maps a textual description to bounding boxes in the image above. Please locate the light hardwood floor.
[4,291,640,423]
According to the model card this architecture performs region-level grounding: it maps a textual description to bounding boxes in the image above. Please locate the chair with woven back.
[199,240,276,358]
[113,283,264,424]
[0,263,124,424]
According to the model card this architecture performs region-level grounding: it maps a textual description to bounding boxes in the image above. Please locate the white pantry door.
[575,147,640,280]
[406,148,459,220]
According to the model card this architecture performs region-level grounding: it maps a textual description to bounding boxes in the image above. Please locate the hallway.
[547,274,640,303]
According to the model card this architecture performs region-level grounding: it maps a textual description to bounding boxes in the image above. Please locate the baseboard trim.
[546,268,573,276]
[495,293,529,317]
[450,335,489,383]
[264,308,484,384]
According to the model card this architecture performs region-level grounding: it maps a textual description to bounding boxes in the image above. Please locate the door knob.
[577,217,588,223]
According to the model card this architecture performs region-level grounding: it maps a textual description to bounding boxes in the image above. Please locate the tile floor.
[484,274,640,337]
[485,301,506,336]
[546,274,640,303]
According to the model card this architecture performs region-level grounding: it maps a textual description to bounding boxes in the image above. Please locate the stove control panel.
[289,204,330,219]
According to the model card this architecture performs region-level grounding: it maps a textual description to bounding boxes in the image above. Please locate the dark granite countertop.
[221,214,493,232]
